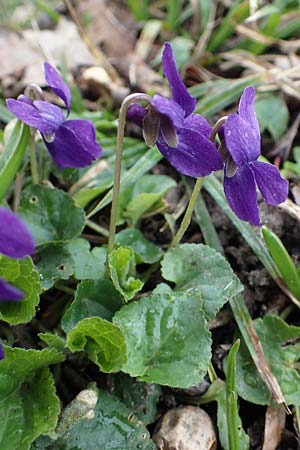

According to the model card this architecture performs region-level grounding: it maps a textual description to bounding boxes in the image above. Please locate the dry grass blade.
[271,112,300,159]
[193,1,217,61]
[230,295,289,412]
[235,22,300,52]
[64,0,122,84]
[262,405,286,450]
[279,199,300,223]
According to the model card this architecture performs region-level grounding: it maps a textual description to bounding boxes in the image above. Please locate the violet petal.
[224,164,260,226]
[0,207,35,258]
[162,42,196,117]
[250,161,289,205]
[45,119,102,168]
[6,99,59,135]
[0,343,4,360]
[184,113,212,139]
[157,127,223,178]
[127,104,147,127]
[33,100,65,129]
[17,95,34,106]
[0,278,24,302]
[44,62,71,114]
[224,113,260,165]
[151,95,184,129]
[238,86,260,136]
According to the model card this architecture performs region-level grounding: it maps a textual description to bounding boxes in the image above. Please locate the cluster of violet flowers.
[128,43,288,226]
[6,43,288,226]
[0,43,289,358]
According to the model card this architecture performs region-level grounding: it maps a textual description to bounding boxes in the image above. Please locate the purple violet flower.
[0,207,35,303]
[222,86,289,226]
[128,42,223,178]
[6,63,102,169]
[0,343,4,360]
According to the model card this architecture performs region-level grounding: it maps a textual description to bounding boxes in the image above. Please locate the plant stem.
[105,93,152,277]
[29,135,39,184]
[86,219,109,238]
[170,177,203,248]
[170,115,228,248]
[207,362,218,383]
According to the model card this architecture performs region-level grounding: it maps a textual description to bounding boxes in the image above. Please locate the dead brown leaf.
[262,405,286,450]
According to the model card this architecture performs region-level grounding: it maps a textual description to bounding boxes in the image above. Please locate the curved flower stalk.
[128,42,223,178]
[221,86,288,226]
[6,63,102,169]
[0,207,35,359]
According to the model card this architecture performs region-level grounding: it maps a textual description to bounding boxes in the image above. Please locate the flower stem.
[29,135,39,184]
[170,116,228,248]
[170,177,203,248]
[105,93,152,277]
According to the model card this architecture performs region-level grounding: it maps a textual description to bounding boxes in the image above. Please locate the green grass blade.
[191,75,263,118]
[262,226,300,299]
[226,339,241,450]
[207,0,249,52]
[0,121,30,202]
[86,145,162,218]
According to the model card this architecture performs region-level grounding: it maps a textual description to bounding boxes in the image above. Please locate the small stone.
[153,405,217,450]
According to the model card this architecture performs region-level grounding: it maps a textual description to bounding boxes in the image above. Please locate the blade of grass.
[0,121,30,202]
[262,226,300,299]
[226,339,241,450]
[191,75,264,118]
[207,0,249,52]
[86,145,162,218]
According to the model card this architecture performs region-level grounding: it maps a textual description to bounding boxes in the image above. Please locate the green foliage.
[38,333,66,351]
[198,379,250,450]
[19,185,85,246]
[128,0,149,20]
[119,174,175,225]
[255,94,289,140]
[35,243,75,290]
[66,317,127,372]
[46,389,156,450]
[112,374,161,425]
[114,292,212,387]
[262,226,300,298]
[0,121,30,202]
[161,243,243,320]
[226,340,241,450]
[66,239,106,279]
[0,347,64,450]
[235,315,300,405]
[36,238,106,290]
[0,255,41,325]
[282,146,300,178]
[87,145,162,218]
[115,229,162,264]
[109,246,144,301]
[62,279,124,333]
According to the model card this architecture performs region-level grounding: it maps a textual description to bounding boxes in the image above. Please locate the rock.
[153,405,217,450]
